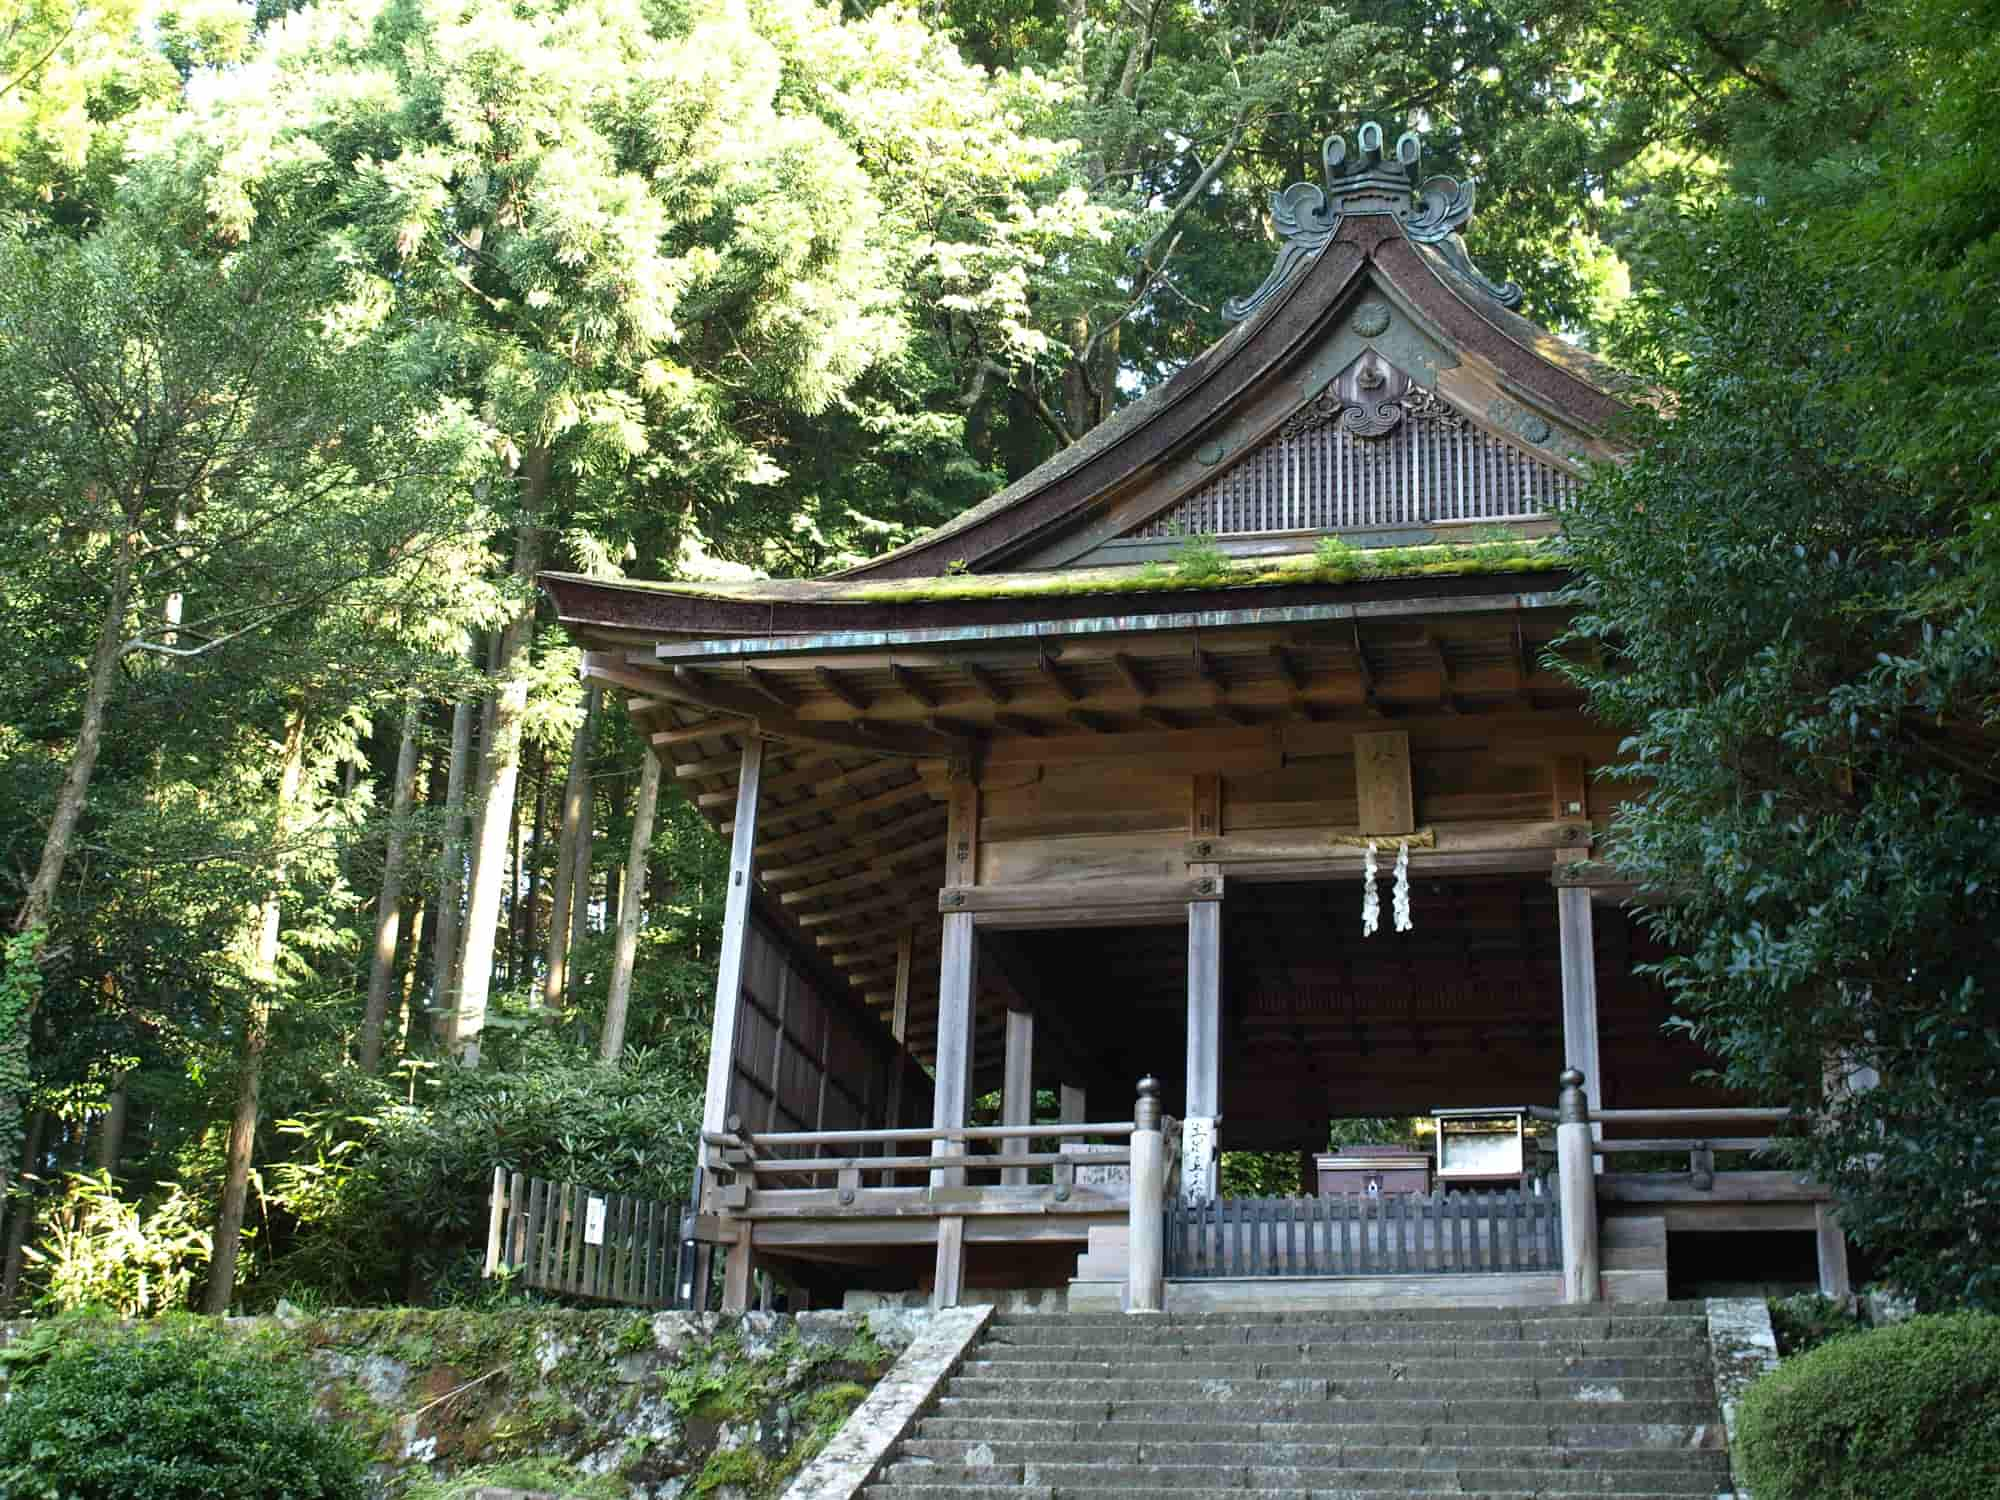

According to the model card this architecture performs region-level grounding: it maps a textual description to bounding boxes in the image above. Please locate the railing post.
[1556,1068,1600,1304]
[1127,1077,1166,1314]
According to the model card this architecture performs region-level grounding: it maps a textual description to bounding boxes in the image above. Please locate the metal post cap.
[1135,1076,1163,1130]
[1557,1068,1589,1125]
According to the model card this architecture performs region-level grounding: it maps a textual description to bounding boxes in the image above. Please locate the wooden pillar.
[1060,1084,1086,1125]
[703,741,763,1315]
[884,929,913,1129]
[1557,883,1603,1166]
[1556,1068,1600,1304]
[702,740,765,1136]
[1815,1202,1853,1300]
[1127,1077,1165,1314]
[1185,888,1222,1203]
[932,910,977,1307]
[1001,1008,1034,1185]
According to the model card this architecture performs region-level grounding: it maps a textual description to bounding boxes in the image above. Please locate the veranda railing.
[1166,1187,1561,1279]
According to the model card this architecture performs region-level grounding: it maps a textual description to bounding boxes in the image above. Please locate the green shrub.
[1171,532,1231,582]
[0,1325,367,1500]
[1735,1311,2000,1499]
[1767,1291,1862,1356]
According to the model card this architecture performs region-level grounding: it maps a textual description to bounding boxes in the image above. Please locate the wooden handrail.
[728,1149,1133,1174]
[1592,1137,1774,1154]
[1593,1107,1790,1125]
[701,1120,1135,1150]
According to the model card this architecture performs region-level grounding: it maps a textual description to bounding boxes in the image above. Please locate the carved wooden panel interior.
[1127,382,1578,540]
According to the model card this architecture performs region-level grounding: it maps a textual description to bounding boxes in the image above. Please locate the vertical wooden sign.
[1353,731,1414,835]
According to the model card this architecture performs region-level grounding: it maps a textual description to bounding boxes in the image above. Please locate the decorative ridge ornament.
[1222,120,1524,323]
[1278,350,1471,441]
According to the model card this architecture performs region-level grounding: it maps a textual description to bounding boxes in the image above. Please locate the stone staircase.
[861,1303,1735,1499]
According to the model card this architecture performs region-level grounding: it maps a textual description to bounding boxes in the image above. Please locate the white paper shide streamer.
[1361,838,1415,935]
[1392,839,1413,932]
[1360,840,1380,935]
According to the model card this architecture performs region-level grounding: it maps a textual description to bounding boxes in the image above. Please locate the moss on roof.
[574,535,1562,609]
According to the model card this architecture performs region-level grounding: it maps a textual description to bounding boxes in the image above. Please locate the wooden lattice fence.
[483,1168,681,1307]
[1166,1189,1560,1279]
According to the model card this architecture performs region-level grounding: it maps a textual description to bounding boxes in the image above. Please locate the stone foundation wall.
[0,1306,933,1499]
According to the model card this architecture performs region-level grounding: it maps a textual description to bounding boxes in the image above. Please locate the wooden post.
[1127,1077,1166,1314]
[932,909,977,1307]
[1001,1008,1034,1186]
[1185,892,1222,1202]
[702,740,765,1137]
[1815,1202,1852,1301]
[1060,1084,1086,1125]
[1556,1068,1599,1304]
[484,1165,507,1276]
[703,741,763,1313]
[884,930,913,1129]
[1557,883,1603,1167]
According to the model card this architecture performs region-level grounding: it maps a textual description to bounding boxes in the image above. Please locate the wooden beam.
[737,775,932,841]
[993,712,1045,738]
[1186,894,1222,1200]
[743,666,801,710]
[961,661,1012,705]
[1114,653,1154,697]
[703,741,765,1135]
[1067,708,1116,734]
[1139,705,1182,732]
[1551,754,1588,821]
[889,664,939,708]
[1190,773,1220,840]
[797,878,938,929]
[1559,881,1603,1132]
[652,718,752,749]
[946,776,979,889]
[1001,1008,1034,1185]
[1039,653,1084,703]
[696,753,862,808]
[1270,644,1307,690]
[814,667,870,713]
[939,878,1218,917]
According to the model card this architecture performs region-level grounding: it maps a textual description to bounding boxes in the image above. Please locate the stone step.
[863,1487,1725,1499]
[968,1344,1704,1368]
[941,1375,1718,1403]
[961,1355,1713,1380]
[986,1318,1711,1345]
[988,1301,1708,1327]
[897,1439,1731,1475]
[911,1417,1725,1451]
[881,1460,1725,1494]
[932,1397,1726,1427]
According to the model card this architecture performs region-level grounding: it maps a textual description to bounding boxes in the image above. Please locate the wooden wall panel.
[979,766,1186,842]
[978,831,1185,887]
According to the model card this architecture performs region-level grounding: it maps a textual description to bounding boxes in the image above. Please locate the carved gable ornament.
[1225,121,1521,324]
[1122,351,1578,544]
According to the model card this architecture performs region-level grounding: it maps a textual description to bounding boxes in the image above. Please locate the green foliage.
[23,1171,212,1317]
[0,928,39,1183]
[402,1460,625,1500]
[1734,1312,2000,1499]
[1557,0,2000,1310]
[1768,1292,1863,1357]
[0,1325,368,1500]
[1170,531,1231,583]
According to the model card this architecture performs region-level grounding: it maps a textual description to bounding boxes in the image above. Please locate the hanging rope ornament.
[1361,840,1381,935]
[1392,839,1413,932]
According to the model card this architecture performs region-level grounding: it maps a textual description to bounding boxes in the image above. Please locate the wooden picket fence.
[1166,1188,1559,1279]
[483,1168,680,1307]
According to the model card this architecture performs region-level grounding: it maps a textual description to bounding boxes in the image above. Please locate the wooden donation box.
[1431,1108,1532,1186]
[1314,1144,1432,1198]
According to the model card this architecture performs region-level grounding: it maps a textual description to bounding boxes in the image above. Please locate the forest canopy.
[0,0,1995,1311]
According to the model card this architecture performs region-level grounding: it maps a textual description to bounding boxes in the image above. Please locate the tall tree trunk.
[431,689,476,1040]
[523,746,551,984]
[95,1082,127,1174]
[359,695,421,1073]
[8,526,135,1209]
[600,747,662,1063]
[204,705,309,1314]
[451,458,548,1065]
[603,769,631,929]
[398,895,425,1050]
[0,1110,48,1301]
[543,683,600,1012]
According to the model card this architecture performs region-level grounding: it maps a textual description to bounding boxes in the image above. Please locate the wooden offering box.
[1314,1144,1432,1198]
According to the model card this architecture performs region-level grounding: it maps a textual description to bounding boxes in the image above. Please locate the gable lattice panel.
[1128,407,1576,539]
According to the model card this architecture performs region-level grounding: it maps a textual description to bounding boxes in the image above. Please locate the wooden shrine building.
[546,124,1847,1312]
